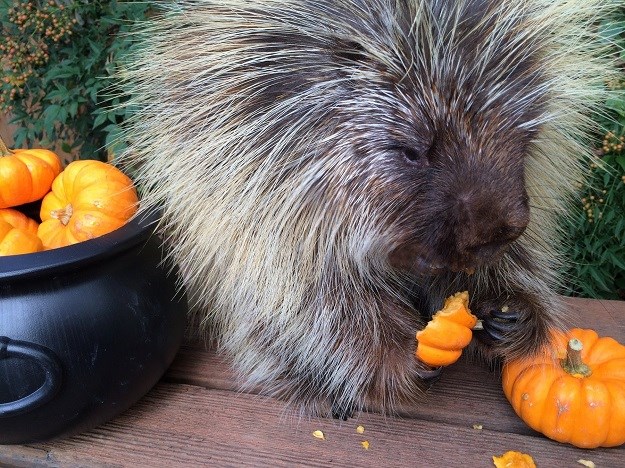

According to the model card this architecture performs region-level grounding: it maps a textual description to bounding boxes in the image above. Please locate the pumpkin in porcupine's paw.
[38,160,139,250]
[415,291,478,367]
[0,138,62,209]
[0,218,43,256]
[502,328,625,448]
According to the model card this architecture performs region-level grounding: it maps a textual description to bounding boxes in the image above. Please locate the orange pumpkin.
[415,291,478,367]
[0,218,43,256]
[0,208,39,235]
[502,328,625,448]
[38,160,139,249]
[0,137,62,208]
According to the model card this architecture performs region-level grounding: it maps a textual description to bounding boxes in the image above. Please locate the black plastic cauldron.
[0,208,187,444]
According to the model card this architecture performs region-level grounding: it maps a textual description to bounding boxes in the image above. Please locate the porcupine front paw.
[471,291,554,363]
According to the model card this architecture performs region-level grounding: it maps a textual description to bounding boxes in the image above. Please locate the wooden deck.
[2,297,624,467]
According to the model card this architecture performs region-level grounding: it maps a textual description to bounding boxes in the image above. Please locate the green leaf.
[93,111,108,129]
[43,105,61,130]
[12,128,28,148]
[68,101,79,118]
[589,267,612,293]
[615,155,625,173]
[605,96,625,116]
[611,254,625,271]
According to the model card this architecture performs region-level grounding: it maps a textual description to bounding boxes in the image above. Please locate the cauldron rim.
[0,210,161,281]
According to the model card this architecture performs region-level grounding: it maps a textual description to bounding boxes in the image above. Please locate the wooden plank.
[164,342,237,392]
[563,297,625,338]
[4,383,623,468]
[165,344,532,435]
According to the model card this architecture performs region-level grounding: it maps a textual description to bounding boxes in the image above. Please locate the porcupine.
[119,0,618,418]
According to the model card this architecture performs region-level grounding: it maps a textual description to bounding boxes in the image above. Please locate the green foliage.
[562,149,625,299]
[0,0,151,160]
[561,10,625,300]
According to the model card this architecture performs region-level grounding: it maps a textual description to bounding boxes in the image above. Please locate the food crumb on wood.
[312,430,325,440]
[361,440,370,450]
[577,460,595,468]
[492,450,536,468]
[472,424,483,430]
[356,425,365,434]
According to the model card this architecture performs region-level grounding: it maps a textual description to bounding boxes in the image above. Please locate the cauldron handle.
[0,336,63,418]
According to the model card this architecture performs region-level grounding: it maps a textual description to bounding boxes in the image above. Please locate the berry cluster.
[599,131,625,187]
[601,131,625,155]
[0,1,77,111]
[581,190,606,223]
[581,130,625,223]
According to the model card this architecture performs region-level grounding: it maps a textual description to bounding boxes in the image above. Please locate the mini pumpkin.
[0,208,39,235]
[38,160,139,249]
[415,291,478,367]
[0,137,62,208]
[502,328,625,448]
[0,218,43,256]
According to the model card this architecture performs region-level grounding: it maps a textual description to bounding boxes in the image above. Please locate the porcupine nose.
[453,190,529,266]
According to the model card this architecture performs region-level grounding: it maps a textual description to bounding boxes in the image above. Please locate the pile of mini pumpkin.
[0,138,138,256]
[415,292,625,450]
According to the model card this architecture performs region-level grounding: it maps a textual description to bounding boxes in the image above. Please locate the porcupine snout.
[449,185,530,271]
[391,144,531,276]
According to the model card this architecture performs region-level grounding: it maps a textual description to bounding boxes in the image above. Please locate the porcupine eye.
[399,147,429,169]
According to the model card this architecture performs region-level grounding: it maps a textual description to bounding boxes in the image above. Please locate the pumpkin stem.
[0,136,13,156]
[50,204,73,226]
[561,338,592,377]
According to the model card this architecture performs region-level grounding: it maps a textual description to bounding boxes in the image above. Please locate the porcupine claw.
[475,306,521,343]
[331,401,355,421]
[415,365,443,384]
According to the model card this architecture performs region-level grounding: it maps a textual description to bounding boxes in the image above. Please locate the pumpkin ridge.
[416,318,473,350]
[584,341,625,371]
[7,157,34,202]
[590,359,625,380]
[65,163,80,200]
[544,374,582,444]
[68,211,128,241]
[14,152,55,201]
[603,381,625,446]
[512,365,552,428]
[0,219,43,255]
[573,378,611,448]
[0,208,38,235]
